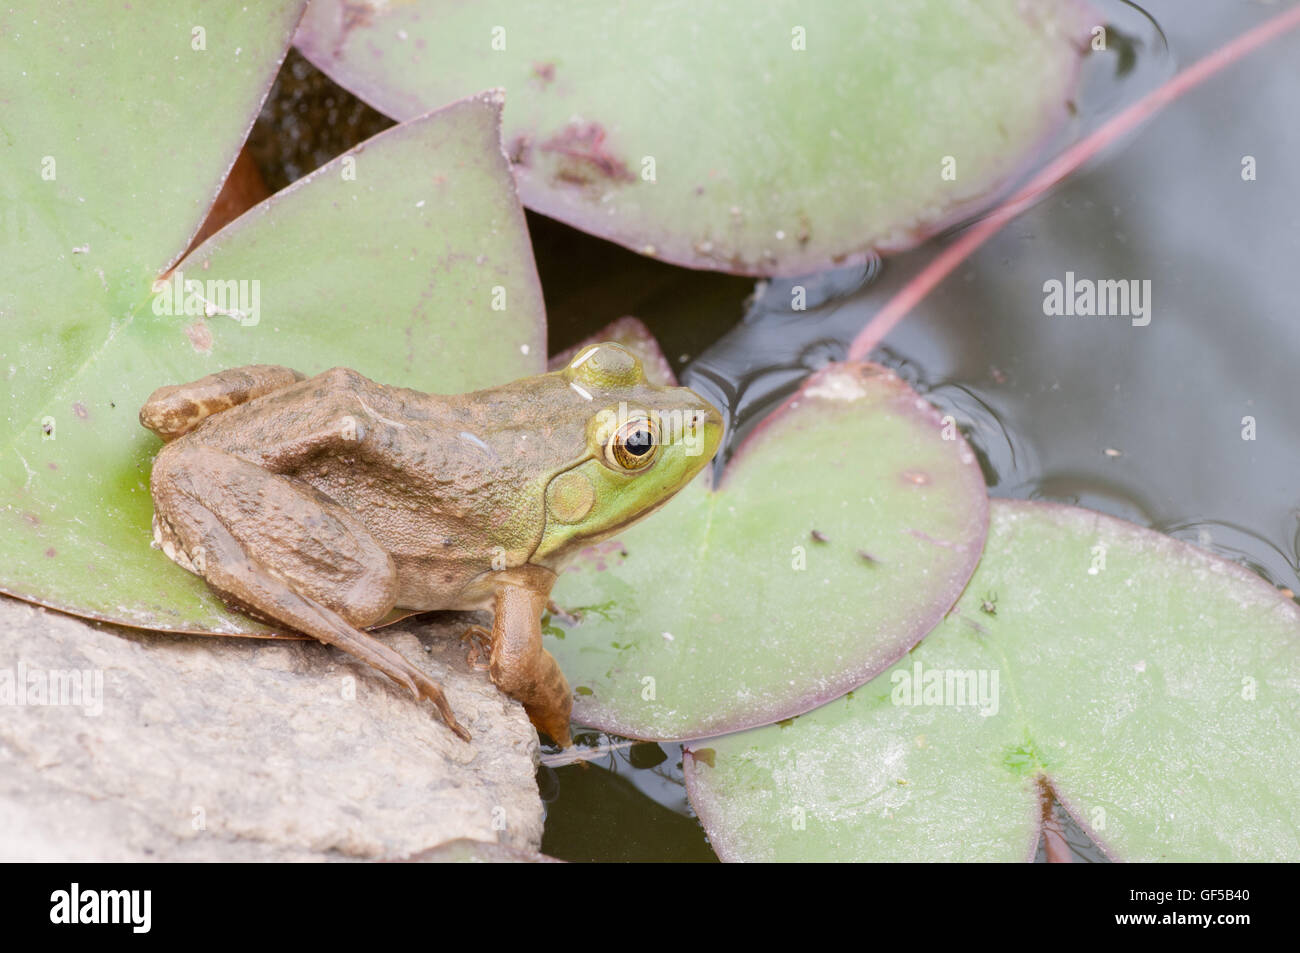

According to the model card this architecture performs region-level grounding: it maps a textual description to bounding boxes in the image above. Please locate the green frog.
[139,343,722,747]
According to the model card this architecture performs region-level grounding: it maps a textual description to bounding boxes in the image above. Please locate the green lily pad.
[0,4,546,634]
[686,500,1300,862]
[295,0,1089,276]
[548,361,988,740]
[0,2,305,294]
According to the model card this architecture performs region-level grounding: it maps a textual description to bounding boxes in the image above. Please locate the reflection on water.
[1035,788,1113,863]
[1158,520,1299,596]
[539,735,716,862]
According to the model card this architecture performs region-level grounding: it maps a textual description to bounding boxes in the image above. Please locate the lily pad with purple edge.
[685,500,1300,862]
[546,362,989,741]
[295,0,1090,277]
[0,2,546,635]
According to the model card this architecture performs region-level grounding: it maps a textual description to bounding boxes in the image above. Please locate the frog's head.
[531,342,723,568]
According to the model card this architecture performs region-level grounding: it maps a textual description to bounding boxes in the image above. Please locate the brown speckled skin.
[141,347,722,746]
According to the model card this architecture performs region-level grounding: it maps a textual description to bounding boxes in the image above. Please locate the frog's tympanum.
[140,344,722,747]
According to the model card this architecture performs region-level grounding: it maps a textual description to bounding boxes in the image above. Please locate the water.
[538,736,717,862]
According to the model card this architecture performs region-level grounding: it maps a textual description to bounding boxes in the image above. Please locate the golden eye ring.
[605,417,658,471]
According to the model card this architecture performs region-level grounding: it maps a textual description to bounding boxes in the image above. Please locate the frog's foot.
[460,624,493,671]
[545,600,579,624]
[140,364,304,442]
[150,443,471,742]
[489,585,574,748]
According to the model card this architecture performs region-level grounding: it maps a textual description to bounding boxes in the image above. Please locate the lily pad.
[548,361,988,740]
[295,0,1089,276]
[0,4,546,634]
[0,2,305,294]
[685,500,1300,862]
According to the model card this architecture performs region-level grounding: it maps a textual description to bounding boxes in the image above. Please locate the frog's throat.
[531,487,679,572]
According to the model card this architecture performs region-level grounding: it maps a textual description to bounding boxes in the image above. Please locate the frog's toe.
[541,715,573,749]
[446,714,472,743]
[431,696,471,742]
[407,668,470,742]
[460,624,493,670]
[393,670,420,701]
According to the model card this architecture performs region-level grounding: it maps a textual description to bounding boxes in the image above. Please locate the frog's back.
[164,366,567,610]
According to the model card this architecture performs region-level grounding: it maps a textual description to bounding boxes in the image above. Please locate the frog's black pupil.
[625,428,652,456]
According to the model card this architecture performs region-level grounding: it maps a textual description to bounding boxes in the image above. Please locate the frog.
[139,343,723,748]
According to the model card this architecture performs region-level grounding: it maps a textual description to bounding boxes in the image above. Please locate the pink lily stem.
[846,2,1300,362]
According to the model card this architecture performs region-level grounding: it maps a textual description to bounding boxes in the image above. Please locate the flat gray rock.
[0,595,543,861]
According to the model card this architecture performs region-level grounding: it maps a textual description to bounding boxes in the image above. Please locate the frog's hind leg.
[150,443,470,741]
[140,364,304,442]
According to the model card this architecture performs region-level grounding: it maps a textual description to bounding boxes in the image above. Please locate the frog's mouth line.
[586,490,675,542]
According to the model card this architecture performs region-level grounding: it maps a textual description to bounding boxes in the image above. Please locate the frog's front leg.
[488,585,574,747]
[151,443,470,741]
[140,364,304,441]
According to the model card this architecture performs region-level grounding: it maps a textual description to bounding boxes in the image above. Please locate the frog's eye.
[604,416,658,471]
